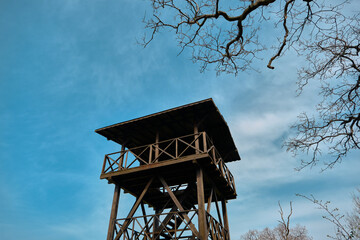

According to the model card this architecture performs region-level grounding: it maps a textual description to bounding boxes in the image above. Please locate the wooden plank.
[106,184,120,240]
[196,167,207,240]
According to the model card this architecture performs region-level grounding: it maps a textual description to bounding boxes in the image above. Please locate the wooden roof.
[95,98,240,162]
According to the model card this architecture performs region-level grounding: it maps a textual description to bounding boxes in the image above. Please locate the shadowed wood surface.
[106,157,236,209]
[95,98,240,163]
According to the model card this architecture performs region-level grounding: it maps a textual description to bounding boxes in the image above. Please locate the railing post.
[124,151,128,169]
[175,138,178,158]
[220,161,225,177]
[155,132,159,162]
[231,175,236,194]
[102,155,107,174]
[194,123,200,154]
[149,145,153,164]
[197,167,207,239]
[202,132,207,153]
[119,144,125,170]
[212,147,216,163]
[221,199,230,240]
[154,208,160,235]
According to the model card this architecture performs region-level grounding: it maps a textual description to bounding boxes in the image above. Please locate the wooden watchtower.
[95,99,240,240]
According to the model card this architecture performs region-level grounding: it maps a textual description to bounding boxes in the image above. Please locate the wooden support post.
[213,189,223,226]
[101,155,107,174]
[212,147,216,163]
[175,138,178,158]
[194,123,200,154]
[196,168,207,239]
[107,184,121,240]
[221,199,230,234]
[155,131,159,162]
[203,131,207,152]
[114,177,154,240]
[154,208,160,233]
[119,144,125,169]
[206,188,213,214]
[141,203,150,236]
[149,145,153,163]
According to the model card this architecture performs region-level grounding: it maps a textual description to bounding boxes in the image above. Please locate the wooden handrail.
[206,212,230,240]
[103,132,207,172]
[101,132,236,194]
[114,210,199,240]
[114,210,229,240]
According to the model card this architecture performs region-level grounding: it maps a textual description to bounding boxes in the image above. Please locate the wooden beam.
[141,203,150,236]
[203,131,207,152]
[194,123,200,154]
[221,199,230,234]
[106,184,120,240]
[196,167,207,239]
[155,131,159,162]
[118,144,125,170]
[213,188,223,226]
[149,144,153,163]
[114,177,154,240]
[154,208,160,233]
[207,187,214,214]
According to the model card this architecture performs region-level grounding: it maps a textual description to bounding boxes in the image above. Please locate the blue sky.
[1,1,359,239]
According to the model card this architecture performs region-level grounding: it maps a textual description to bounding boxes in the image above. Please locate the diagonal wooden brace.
[154,183,195,238]
[158,176,200,238]
[114,177,154,240]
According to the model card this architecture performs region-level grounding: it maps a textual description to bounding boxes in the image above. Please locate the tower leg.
[221,199,230,240]
[107,184,121,240]
[197,168,207,239]
[154,207,160,236]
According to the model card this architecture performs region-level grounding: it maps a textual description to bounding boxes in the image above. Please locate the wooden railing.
[205,135,236,194]
[113,210,229,240]
[114,210,198,240]
[101,132,236,193]
[206,212,230,240]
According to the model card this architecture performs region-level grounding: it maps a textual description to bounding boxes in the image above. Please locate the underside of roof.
[95,98,240,162]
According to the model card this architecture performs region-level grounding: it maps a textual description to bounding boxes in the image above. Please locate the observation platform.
[95,99,241,210]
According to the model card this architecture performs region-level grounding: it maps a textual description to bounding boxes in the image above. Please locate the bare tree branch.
[285,11,360,169]
[297,192,360,239]
[241,201,312,240]
[142,0,359,169]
